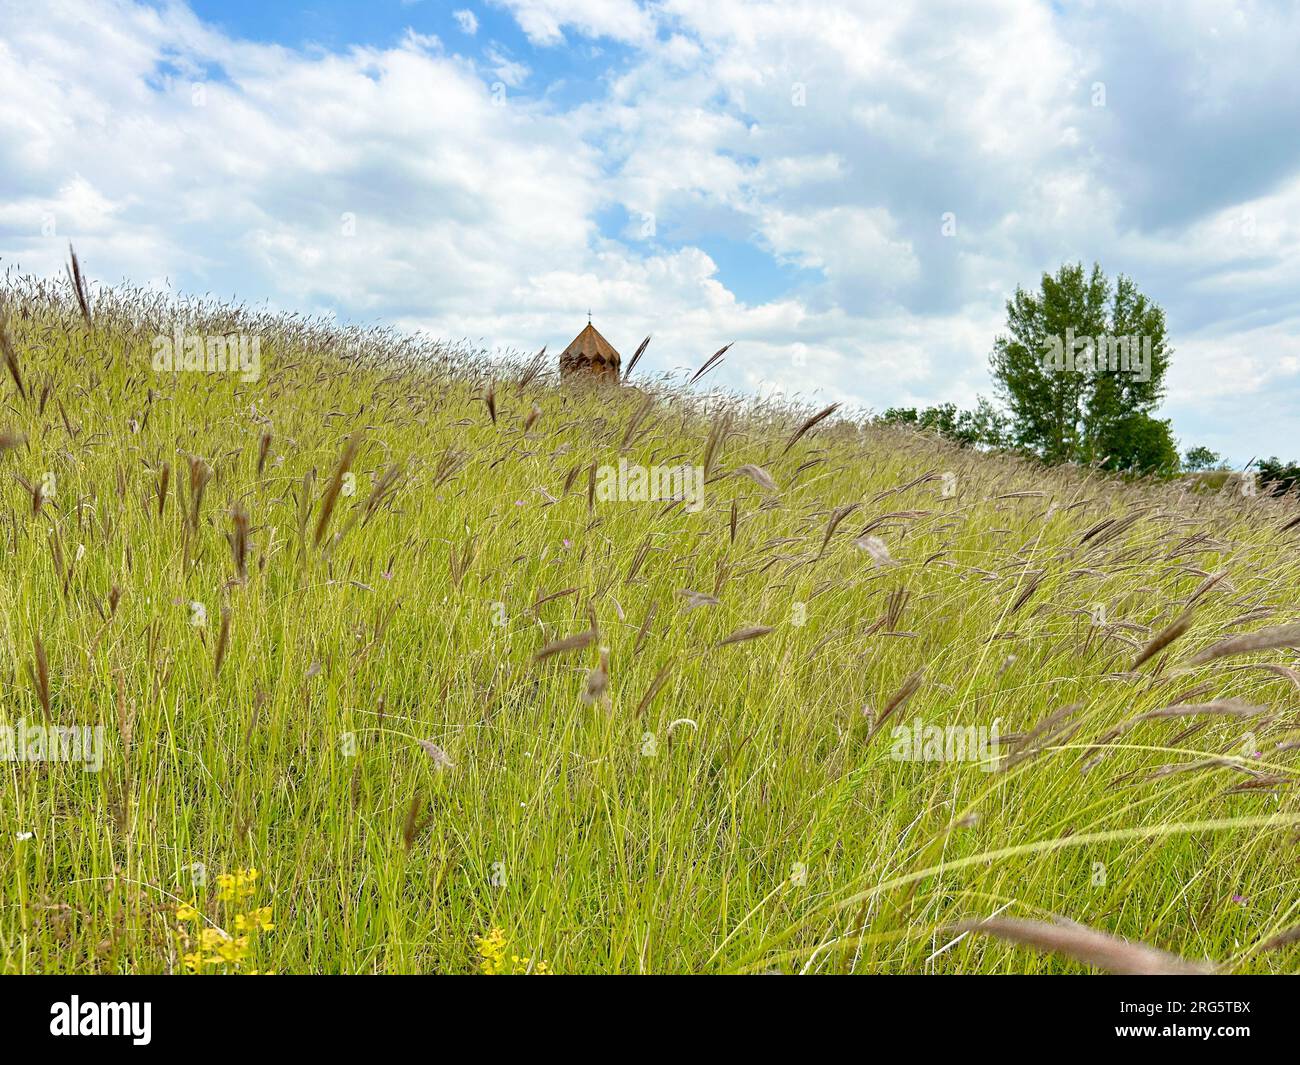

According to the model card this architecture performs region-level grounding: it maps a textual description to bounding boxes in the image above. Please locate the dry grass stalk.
[448,533,476,589]
[1135,756,1241,783]
[621,394,655,450]
[884,586,910,632]
[633,601,658,655]
[295,467,316,549]
[214,605,231,678]
[229,503,249,582]
[1258,924,1300,952]
[534,629,596,662]
[717,625,774,647]
[855,535,897,567]
[701,413,730,479]
[1227,662,1300,691]
[157,461,170,519]
[733,464,778,492]
[1082,698,1267,772]
[401,794,423,852]
[113,667,133,750]
[817,503,859,558]
[634,663,674,717]
[313,432,362,547]
[678,588,719,611]
[1223,773,1290,794]
[358,465,402,528]
[623,335,651,380]
[530,587,578,615]
[952,917,1211,974]
[1131,604,1197,669]
[624,537,652,583]
[430,446,468,489]
[416,739,455,770]
[0,307,25,401]
[782,402,840,454]
[1187,569,1230,604]
[1009,570,1045,613]
[999,702,1084,771]
[333,465,403,545]
[865,669,923,745]
[689,342,731,384]
[1185,622,1300,665]
[516,347,547,390]
[581,647,611,704]
[27,631,52,723]
[1133,698,1266,723]
[67,244,92,325]
[187,456,212,534]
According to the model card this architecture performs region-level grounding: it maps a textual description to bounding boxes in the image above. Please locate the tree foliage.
[1183,445,1226,472]
[879,397,1009,449]
[1255,456,1300,496]
[990,262,1174,473]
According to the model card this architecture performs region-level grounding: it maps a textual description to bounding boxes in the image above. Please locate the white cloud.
[485,46,529,88]
[0,0,1297,461]
[492,0,656,47]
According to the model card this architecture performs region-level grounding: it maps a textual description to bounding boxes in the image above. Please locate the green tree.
[1255,456,1300,495]
[879,406,919,426]
[1107,413,1180,476]
[917,403,959,436]
[879,398,1009,449]
[1183,445,1225,472]
[990,262,1173,472]
[953,397,1010,449]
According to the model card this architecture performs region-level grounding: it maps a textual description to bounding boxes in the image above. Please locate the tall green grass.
[1,272,1298,974]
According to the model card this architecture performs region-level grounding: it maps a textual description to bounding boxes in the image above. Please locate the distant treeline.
[876,261,1293,489]
[878,403,1297,494]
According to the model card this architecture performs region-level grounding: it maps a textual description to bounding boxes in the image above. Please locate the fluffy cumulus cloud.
[0,0,1296,461]
[495,0,656,46]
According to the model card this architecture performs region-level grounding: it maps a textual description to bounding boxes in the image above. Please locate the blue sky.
[1,0,1297,464]
[185,0,630,106]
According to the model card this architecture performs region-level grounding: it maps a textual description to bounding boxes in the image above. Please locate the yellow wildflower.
[216,868,259,902]
[476,927,508,975]
[174,868,273,975]
[215,936,250,966]
[475,928,553,974]
[235,906,274,933]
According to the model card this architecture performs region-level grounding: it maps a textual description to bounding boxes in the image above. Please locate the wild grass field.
[2,271,1298,975]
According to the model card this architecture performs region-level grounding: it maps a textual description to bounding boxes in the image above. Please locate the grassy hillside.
[2,274,1299,975]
